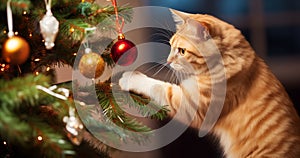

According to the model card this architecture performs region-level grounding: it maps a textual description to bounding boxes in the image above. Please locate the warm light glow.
[6,38,20,52]
[23,11,27,15]
[86,58,92,64]
[3,141,6,145]
[1,64,5,67]
[70,27,75,33]
[46,67,50,71]
[34,58,41,62]
[14,32,18,35]
[35,71,39,75]
[3,30,6,34]
[1,68,4,72]
[73,53,77,56]
[29,33,32,37]
[118,43,126,50]
[42,40,45,42]
[37,136,43,141]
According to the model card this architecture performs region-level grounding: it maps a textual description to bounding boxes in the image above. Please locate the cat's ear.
[169,9,191,28]
[186,19,210,41]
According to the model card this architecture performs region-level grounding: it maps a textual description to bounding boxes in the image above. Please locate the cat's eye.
[177,47,186,56]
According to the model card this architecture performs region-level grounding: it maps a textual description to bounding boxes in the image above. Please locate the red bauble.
[111,37,137,66]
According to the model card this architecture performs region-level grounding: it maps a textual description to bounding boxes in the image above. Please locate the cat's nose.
[167,56,174,64]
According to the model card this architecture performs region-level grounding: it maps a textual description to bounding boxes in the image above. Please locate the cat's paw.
[119,71,147,92]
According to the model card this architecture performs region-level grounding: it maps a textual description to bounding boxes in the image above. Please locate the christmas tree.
[0,0,169,157]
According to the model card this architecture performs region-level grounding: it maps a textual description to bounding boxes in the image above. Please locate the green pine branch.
[95,82,152,132]
[0,74,76,157]
[130,93,170,120]
[74,80,169,145]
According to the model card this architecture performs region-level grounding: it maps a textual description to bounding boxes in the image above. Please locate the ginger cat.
[119,9,300,158]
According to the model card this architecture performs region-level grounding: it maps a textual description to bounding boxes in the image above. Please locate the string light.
[2,64,5,67]
[14,31,18,35]
[1,68,4,72]
[37,136,43,141]
[29,33,32,37]
[46,67,50,71]
[23,11,27,15]
[73,53,77,56]
[58,139,65,144]
[69,27,75,33]
[34,58,41,62]
[35,71,39,75]
[3,30,7,34]
[3,141,7,145]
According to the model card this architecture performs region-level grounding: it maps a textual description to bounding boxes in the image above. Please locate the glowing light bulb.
[70,27,75,33]
[37,136,43,141]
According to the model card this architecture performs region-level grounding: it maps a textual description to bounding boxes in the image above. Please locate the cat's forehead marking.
[171,34,198,51]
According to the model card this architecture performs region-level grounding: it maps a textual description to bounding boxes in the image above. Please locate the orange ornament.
[79,51,105,79]
[2,36,30,65]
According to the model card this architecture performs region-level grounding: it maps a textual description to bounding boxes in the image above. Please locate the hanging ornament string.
[108,0,138,66]
[6,0,14,38]
[45,0,52,14]
[3,0,30,66]
[109,0,125,37]
[5,0,16,66]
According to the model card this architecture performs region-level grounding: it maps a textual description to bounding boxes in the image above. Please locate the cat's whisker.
[150,32,172,43]
[153,18,175,35]
[166,68,179,84]
[151,62,169,77]
[142,60,167,74]
[155,39,171,44]
[162,22,175,38]
[176,70,190,83]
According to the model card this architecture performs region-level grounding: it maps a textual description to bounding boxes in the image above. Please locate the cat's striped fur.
[119,9,300,158]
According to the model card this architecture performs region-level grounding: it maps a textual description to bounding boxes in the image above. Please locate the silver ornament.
[40,10,59,49]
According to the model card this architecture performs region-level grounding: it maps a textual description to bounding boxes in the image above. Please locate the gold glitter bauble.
[79,52,105,79]
[2,36,30,65]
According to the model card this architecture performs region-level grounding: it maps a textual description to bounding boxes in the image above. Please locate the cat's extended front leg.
[119,71,182,106]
